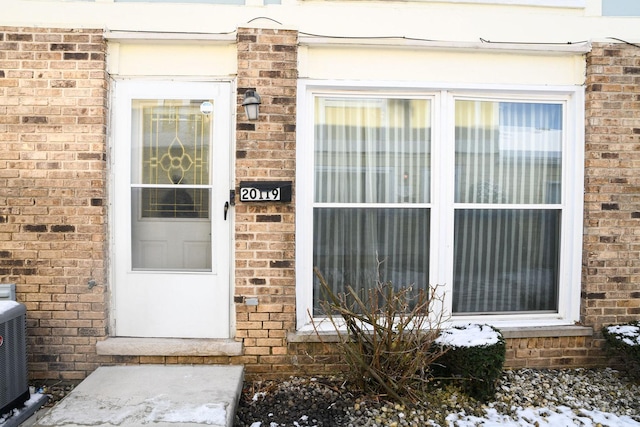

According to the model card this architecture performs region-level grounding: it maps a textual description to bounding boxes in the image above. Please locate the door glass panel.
[131,99,213,271]
[139,188,209,219]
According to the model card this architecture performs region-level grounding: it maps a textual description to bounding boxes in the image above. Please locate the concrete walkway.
[30,365,244,427]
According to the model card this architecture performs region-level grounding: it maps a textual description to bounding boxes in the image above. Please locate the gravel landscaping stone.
[234,368,640,426]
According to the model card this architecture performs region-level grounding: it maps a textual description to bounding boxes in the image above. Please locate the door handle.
[224,201,229,220]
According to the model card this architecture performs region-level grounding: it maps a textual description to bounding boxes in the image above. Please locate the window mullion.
[430,91,455,318]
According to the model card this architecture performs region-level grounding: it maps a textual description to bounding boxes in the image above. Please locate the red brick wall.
[0,27,109,380]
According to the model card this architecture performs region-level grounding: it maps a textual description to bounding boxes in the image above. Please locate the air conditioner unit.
[0,284,16,302]
[0,300,30,416]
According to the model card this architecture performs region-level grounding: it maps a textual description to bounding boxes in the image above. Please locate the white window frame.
[296,80,584,331]
[442,0,585,7]
[298,0,585,7]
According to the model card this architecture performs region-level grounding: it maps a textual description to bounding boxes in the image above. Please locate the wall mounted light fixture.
[242,90,261,121]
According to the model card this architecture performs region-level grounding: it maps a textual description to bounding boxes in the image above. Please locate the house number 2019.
[240,187,281,202]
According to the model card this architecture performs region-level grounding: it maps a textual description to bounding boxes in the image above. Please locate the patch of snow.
[145,395,226,425]
[244,405,640,427]
[580,408,640,427]
[154,403,226,425]
[445,405,640,427]
[606,324,640,346]
[38,394,139,426]
[0,393,47,425]
[435,323,500,348]
[38,394,228,426]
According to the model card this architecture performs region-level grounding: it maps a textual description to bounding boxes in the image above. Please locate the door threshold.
[96,337,243,357]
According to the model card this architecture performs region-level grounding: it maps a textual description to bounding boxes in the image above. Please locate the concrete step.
[32,365,244,427]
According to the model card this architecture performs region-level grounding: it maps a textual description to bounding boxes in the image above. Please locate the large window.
[297,84,584,329]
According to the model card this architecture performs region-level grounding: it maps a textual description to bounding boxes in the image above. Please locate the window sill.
[413,0,585,7]
[288,325,593,343]
[300,0,585,8]
[500,325,593,339]
[96,337,243,356]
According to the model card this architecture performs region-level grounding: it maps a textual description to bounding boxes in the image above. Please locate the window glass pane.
[602,0,640,16]
[453,209,560,314]
[455,100,562,204]
[315,97,431,204]
[130,99,212,271]
[131,189,212,271]
[132,100,210,187]
[139,188,209,219]
[313,208,430,315]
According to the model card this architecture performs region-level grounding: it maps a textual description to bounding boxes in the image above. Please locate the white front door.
[112,80,232,339]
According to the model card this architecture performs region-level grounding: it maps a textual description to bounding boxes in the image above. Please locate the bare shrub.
[313,266,449,404]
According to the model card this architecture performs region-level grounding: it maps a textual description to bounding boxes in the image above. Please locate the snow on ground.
[0,393,47,425]
[247,406,640,427]
[446,406,640,427]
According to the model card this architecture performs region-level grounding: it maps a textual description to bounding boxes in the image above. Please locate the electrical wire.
[108,24,597,48]
[246,16,284,25]
[105,28,237,37]
[480,37,589,45]
[608,37,640,49]
[299,32,588,46]
[299,31,440,43]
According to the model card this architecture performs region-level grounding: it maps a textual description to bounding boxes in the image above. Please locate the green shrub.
[602,321,640,377]
[432,324,505,401]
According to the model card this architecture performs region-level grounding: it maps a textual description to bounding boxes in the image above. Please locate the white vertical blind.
[453,100,562,314]
[311,95,565,316]
[313,97,431,313]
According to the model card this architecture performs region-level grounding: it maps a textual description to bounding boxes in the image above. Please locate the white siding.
[299,46,586,86]
[1,0,638,44]
[107,42,236,77]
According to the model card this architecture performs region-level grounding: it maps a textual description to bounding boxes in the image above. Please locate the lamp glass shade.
[242,90,261,121]
[244,103,260,121]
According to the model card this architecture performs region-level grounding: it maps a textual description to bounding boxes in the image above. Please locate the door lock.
[224,189,235,221]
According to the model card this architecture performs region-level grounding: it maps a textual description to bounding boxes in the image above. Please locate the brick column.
[234,27,298,376]
[0,27,108,381]
[583,42,640,336]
